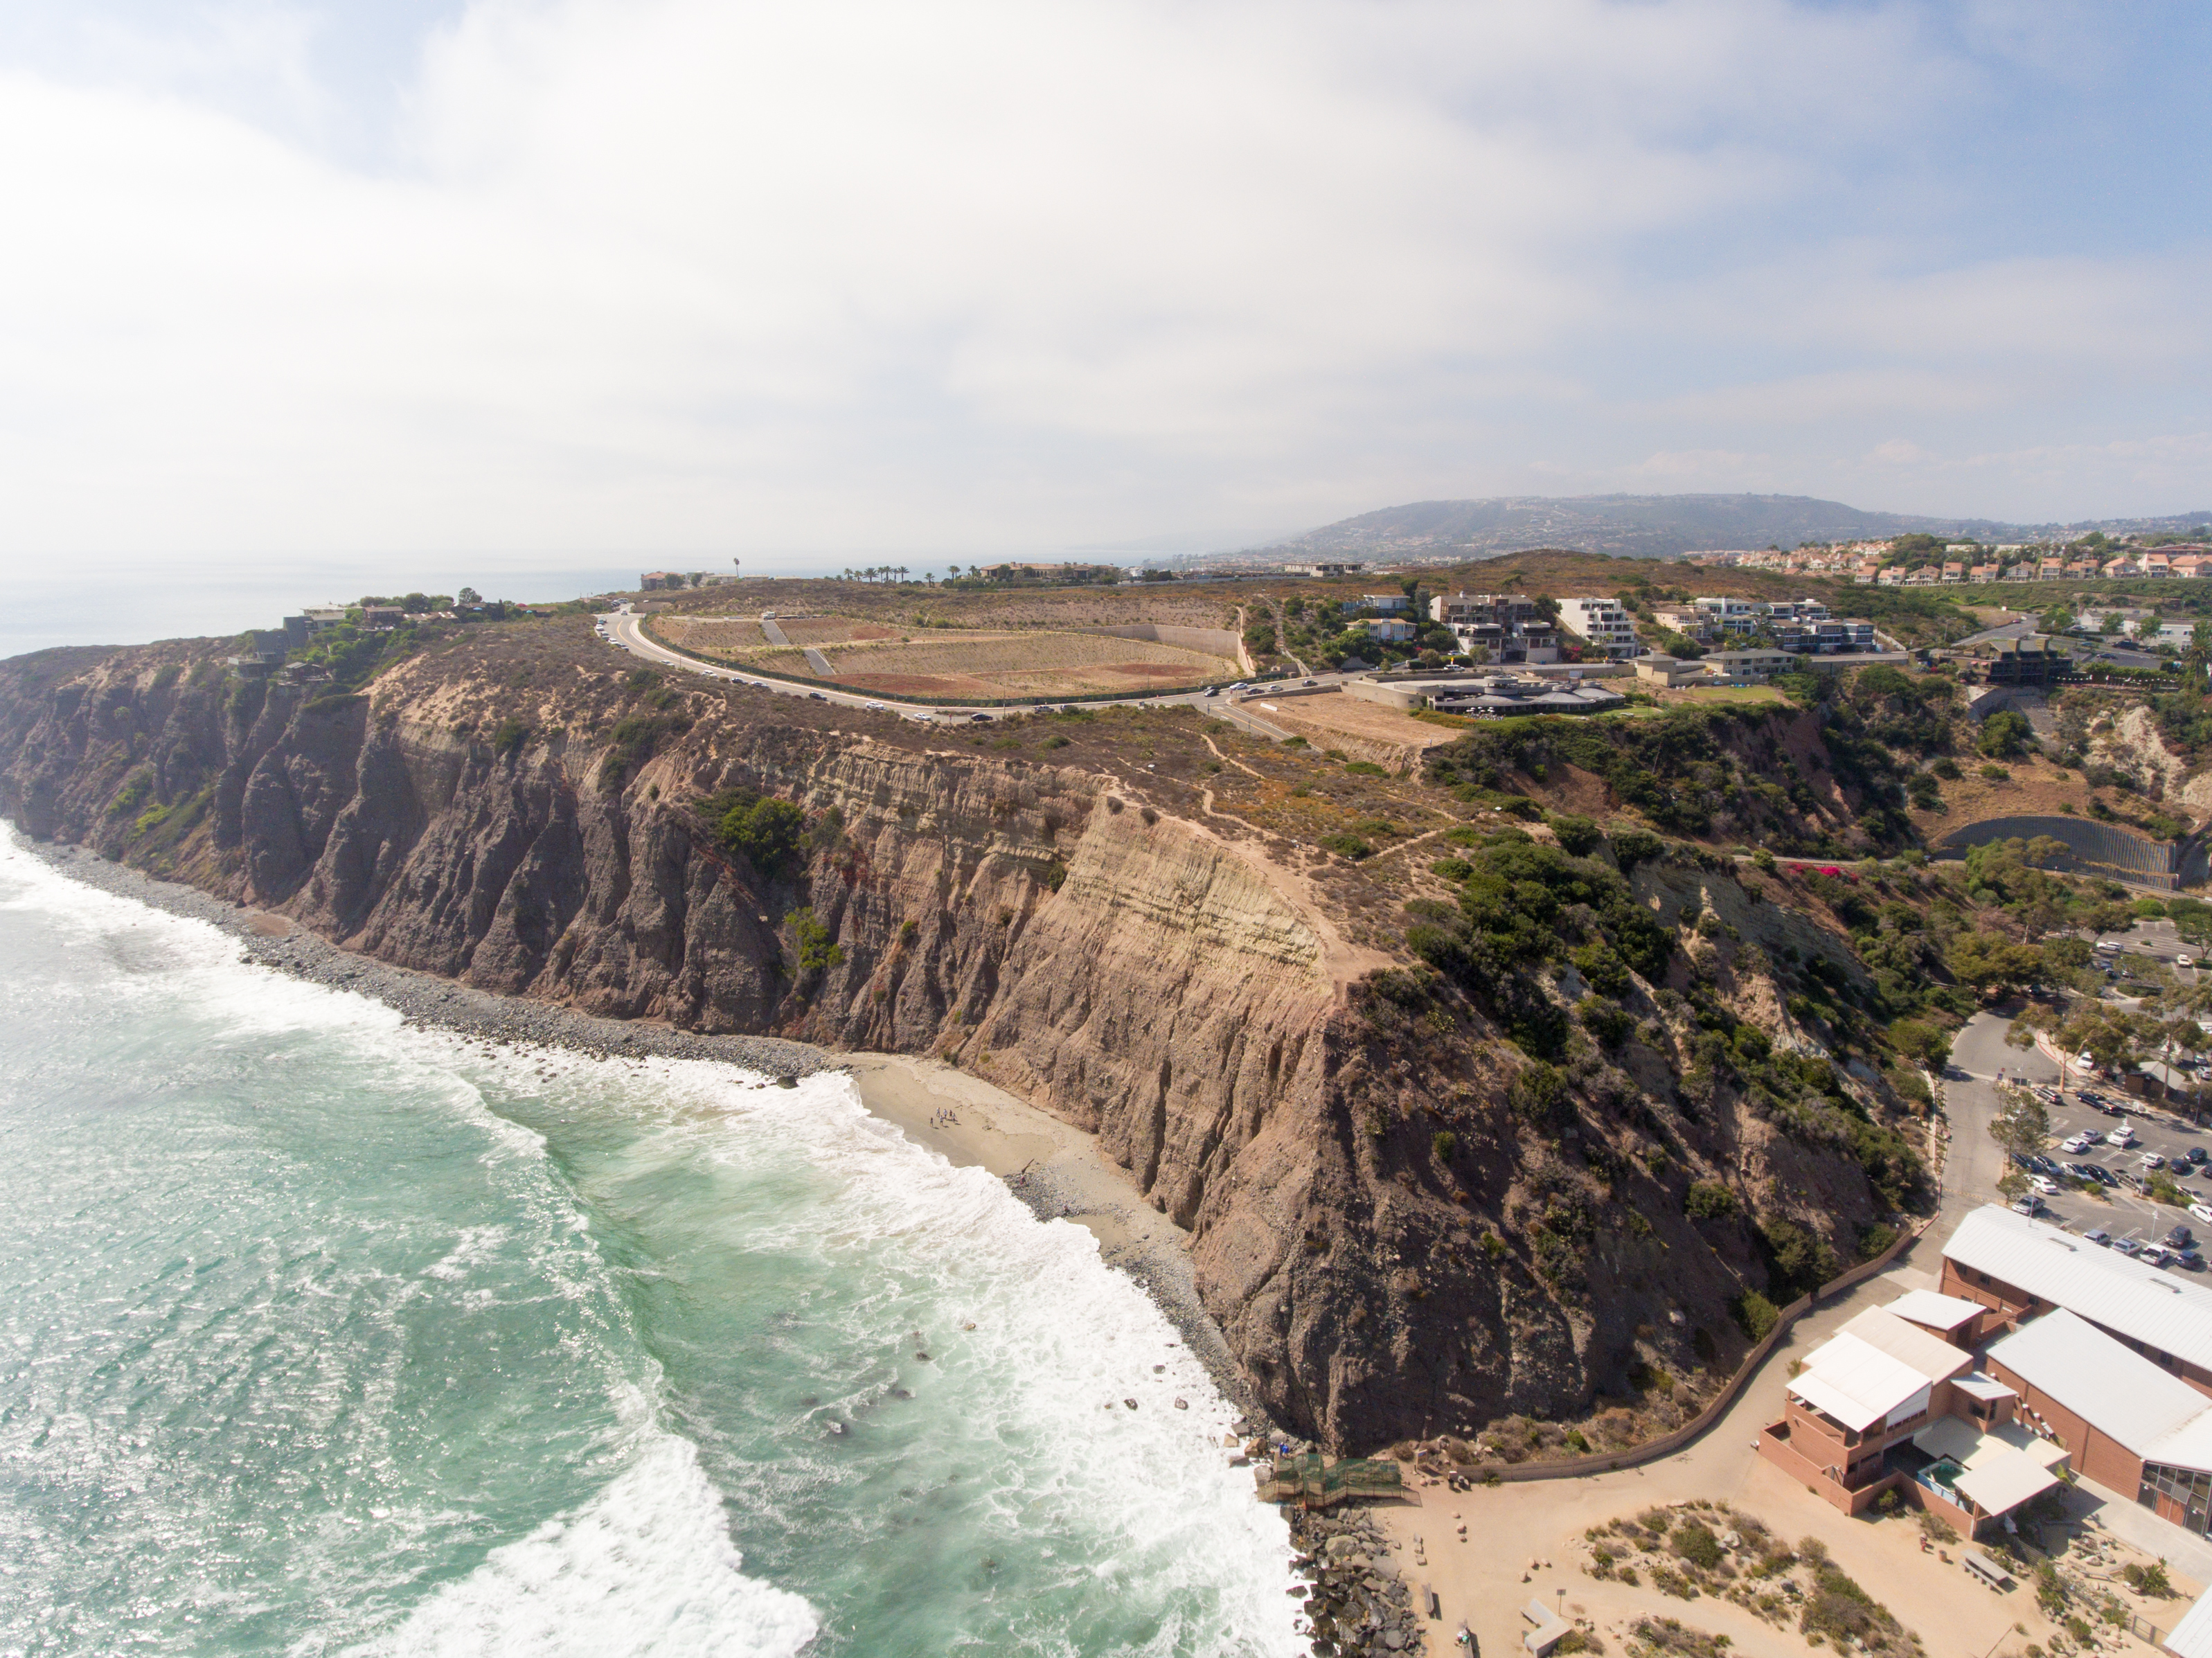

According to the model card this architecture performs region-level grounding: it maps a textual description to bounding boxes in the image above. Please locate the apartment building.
[1430,593,1558,663]
[1557,597,1640,659]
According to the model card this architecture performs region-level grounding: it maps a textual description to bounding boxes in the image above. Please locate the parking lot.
[1992,919,2212,1260]
[2010,1081,2212,1260]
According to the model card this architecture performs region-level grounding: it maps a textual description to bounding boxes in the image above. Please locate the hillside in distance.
[1233,493,2212,564]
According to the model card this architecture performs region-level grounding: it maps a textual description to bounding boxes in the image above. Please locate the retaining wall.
[1931,814,2204,889]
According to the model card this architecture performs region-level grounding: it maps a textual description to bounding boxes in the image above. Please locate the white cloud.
[0,0,2202,580]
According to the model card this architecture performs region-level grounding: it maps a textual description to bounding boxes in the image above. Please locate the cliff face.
[0,633,1916,1450]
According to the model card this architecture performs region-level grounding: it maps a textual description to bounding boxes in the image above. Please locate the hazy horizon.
[0,1,2206,635]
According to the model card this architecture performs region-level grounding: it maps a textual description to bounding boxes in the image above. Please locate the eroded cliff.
[0,622,1929,1451]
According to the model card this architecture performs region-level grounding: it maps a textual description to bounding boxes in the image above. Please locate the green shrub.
[1509,1062,1572,1130]
[1548,813,1603,856]
[1342,760,1389,776]
[1672,1522,1722,1571]
[108,770,154,818]
[1684,1180,1737,1220]
[1430,857,1473,881]
[491,716,530,757]
[1733,1290,1780,1341]
[1432,1130,1459,1163]
[717,795,806,875]
[1321,832,1374,859]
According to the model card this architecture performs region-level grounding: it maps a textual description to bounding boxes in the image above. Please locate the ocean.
[0,832,1298,1657]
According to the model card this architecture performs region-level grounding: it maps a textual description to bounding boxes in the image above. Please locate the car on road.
[2085,1229,2112,1247]
[2096,939,2122,954]
[863,702,884,713]
[1202,686,1219,697]
[808,692,828,701]
[969,713,992,722]
[1302,678,1318,686]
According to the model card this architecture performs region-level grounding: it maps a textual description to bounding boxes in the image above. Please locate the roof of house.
[1955,1449,2062,1517]
[1835,1308,1974,1384]
[2166,1584,2212,1658]
[1984,1308,2212,1459]
[1945,1204,2212,1371]
[1789,1330,1939,1432]
[1885,1290,1985,1334]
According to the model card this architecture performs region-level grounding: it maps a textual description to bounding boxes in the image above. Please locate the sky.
[0,0,2207,648]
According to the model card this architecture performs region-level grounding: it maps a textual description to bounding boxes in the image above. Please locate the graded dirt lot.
[733,630,1239,697]
[1247,691,1460,770]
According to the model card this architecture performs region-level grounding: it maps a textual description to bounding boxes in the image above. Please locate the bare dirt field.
[735,630,1238,697]
[1249,690,1460,769]
[659,616,768,651]
[774,616,903,645]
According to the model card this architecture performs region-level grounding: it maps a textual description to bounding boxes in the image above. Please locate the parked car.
[2063,1134,2098,1153]
[2182,954,2196,969]
[2087,1165,2121,1188]
[2177,1249,2206,1271]
[2114,1236,2145,1256]
[2031,1155,2062,1176]
[2167,1224,2195,1249]
[2030,1175,2061,1195]
[2141,1154,2168,1170]
[2096,939,2122,954]
[2107,1127,2139,1148]
[2085,1229,2112,1247]
[2189,1148,2209,1166]
[2012,1197,2042,1216]
[2141,1246,2174,1268]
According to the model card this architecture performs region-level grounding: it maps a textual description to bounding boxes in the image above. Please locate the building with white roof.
[2164,1581,2212,1658]
[1884,1288,1989,1341]
[1942,1204,2212,1396]
[1986,1308,2212,1535]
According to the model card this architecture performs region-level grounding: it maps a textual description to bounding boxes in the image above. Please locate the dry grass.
[1253,690,1463,758]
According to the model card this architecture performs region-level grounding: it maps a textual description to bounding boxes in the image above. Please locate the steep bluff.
[0,630,1920,1451]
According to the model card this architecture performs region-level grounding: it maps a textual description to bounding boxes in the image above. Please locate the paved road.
[1941,1009,2057,1245]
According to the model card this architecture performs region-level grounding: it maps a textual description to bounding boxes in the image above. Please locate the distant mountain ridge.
[1222,492,2212,564]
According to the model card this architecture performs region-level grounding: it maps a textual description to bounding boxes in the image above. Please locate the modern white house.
[1558,598,1641,660]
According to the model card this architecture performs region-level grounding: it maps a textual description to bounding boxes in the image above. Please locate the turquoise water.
[0,834,1296,1656]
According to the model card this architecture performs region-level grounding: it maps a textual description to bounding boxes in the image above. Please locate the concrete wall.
[1931,814,2202,890]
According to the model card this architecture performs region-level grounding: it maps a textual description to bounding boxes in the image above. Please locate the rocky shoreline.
[1287,1504,1431,1656]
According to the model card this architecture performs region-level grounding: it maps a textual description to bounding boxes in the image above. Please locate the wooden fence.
[1458,1214,1933,1485]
